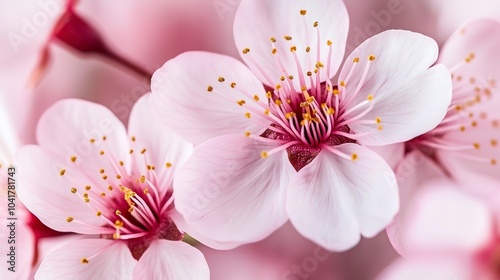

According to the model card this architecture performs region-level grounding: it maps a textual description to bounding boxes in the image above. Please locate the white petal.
[287,144,399,251]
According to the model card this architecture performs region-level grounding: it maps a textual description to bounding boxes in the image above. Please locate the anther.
[90,138,95,144]
[71,187,77,194]
[237,100,246,106]
[368,55,376,61]
[81,258,89,264]
[218,77,225,83]
[242,48,250,54]
[141,148,146,154]
[353,58,360,63]
[261,151,268,158]
[166,162,172,168]
[244,131,251,137]
[230,82,237,88]
[70,156,77,163]
[306,47,311,52]
[207,85,214,92]
[66,217,74,223]
[351,153,358,161]
[85,185,91,191]
[284,35,292,41]
[327,40,332,46]
[59,169,66,176]
[300,9,307,15]
[244,112,251,118]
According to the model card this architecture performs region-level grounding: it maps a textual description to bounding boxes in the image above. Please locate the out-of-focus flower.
[14,96,209,279]
[379,179,500,280]
[150,0,452,251]
[405,19,500,187]
[0,94,35,280]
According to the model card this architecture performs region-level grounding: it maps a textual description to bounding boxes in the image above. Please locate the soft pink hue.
[14,96,209,279]
[379,179,500,280]
[404,19,500,188]
[151,0,452,251]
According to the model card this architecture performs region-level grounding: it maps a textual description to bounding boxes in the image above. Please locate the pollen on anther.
[367,95,374,101]
[242,48,250,54]
[244,131,251,137]
[491,159,497,166]
[340,81,346,87]
[327,40,332,46]
[351,153,358,161]
[90,138,95,144]
[368,55,376,61]
[166,162,172,168]
[491,139,498,147]
[70,156,77,163]
[253,95,260,101]
[237,100,246,106]
[66,217,74,223]
[207,85,214,92]
[300,9,307,15]
[353,57,360,63]
[244,112,251,118]
[261,151,268,158]
[473,143,480,150]
[81,258,89,264]
[59,169,66,176]
[290,46,297,52]
[99,150,105,155]
[116,210,121,216]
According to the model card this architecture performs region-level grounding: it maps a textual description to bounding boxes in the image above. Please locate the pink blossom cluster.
[1,0,500,279]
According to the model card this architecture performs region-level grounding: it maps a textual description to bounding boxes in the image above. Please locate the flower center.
[60,135,183,263]
[207,9,382,171]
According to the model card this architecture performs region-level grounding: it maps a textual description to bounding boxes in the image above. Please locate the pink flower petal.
[150,51,266,145]
[377,258,473,280]
[35,239,136,279]
[394,181,493,256]
[287,144,398,251]
[437,121,500,187]
[438,19,500,102]
[367,143,405,170]
[133,240,209,280]
[127,94,193,188]
[35,99,130,180]
[173,135,291,249]
[387,151,448,256]
[14,146,109,234]
[234,0,349,89]
[339,30,452,146]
